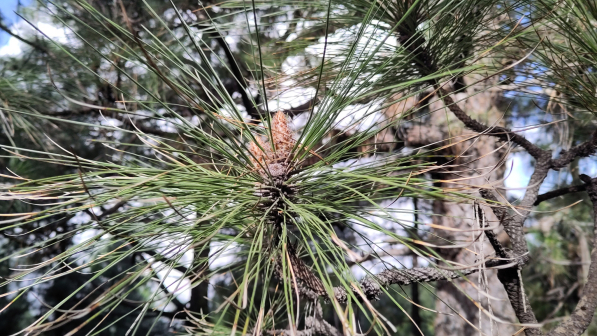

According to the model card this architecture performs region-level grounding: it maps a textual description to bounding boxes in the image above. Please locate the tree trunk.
[398,81,518,335]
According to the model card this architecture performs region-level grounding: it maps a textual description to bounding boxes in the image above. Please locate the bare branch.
[333,267,478,304]
[435,83,556,335]
[475,203,508,259]
[436,87,546,159]
[285,251,479,303]
[480,159,554,336]
[534,179,597,206]
[480,189,527,265]
[497,267,543,336]
[480,188,542,335]
[404,9,597,333]
[462,116,551,336]
[550,130,597,170]
[438,78,597,336]
[475,202,543,335]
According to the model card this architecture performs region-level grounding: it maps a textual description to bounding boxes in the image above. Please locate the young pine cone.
[248,111,296,177]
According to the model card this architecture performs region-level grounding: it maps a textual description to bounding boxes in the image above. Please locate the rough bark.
[436,86,545,335]
[399,82,519,335]
[431,200,519,336]
[547,175,597,336]
[282,249,479,303]
[438,83,597,335]
[333,267,479,304]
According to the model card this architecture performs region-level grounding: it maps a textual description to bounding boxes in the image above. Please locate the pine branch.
[534,179,597,206]
[283,252,479,303]
[436,87,549,335]
[333,267,479,304]
[480,188,542,335]
[475,203,508,259]
[435,87,547,159]
[436,73,597,336]
[546,174,597,336]
[550,130,597,170]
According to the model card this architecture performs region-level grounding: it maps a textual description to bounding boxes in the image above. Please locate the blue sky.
[0,0,31,46]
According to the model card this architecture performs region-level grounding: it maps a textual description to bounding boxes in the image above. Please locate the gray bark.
[399,82,519,335]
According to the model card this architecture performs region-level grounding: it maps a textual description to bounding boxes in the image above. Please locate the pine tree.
[2,1,597,336]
